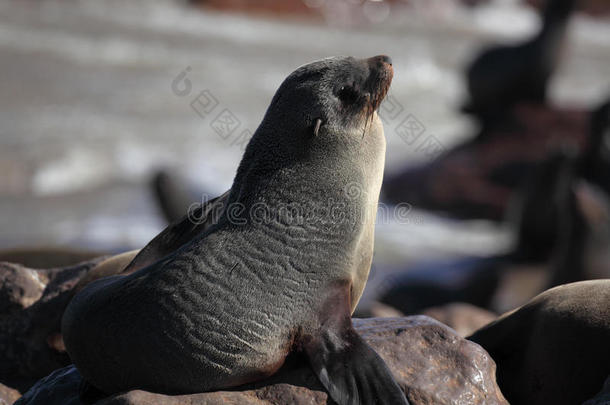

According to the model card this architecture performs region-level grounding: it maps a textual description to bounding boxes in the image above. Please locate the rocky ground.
[14,317,510,405]
[2,257,609,405]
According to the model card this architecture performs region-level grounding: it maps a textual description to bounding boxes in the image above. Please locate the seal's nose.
[379,55,392,66]
[362,55,393,112]
[369,55,392,67]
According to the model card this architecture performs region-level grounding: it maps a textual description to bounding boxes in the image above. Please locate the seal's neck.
[224,118,386,238]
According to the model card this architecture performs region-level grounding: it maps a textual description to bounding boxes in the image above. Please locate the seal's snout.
[363,55,393,113]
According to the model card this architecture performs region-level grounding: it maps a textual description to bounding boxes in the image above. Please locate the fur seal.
[469,280,610,405]
[511,148,580,264]
[464,0,576,132]
[380,144,610,316]
[62,55,408,405]
[151,170,199,224]
[580,97,610,195]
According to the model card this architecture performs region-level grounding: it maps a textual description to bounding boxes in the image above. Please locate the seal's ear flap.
[313,118,322,137]
[302,281,409,405]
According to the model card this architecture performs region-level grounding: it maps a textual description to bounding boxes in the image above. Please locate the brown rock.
[0,263,46,315]
[355,317,507,405]
[0,382,20,405]
[16,316,508,405]
[422,302,497,337]
[0,257,108,392]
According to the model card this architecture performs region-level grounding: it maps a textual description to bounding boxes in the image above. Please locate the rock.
[0,382,20,405]
[422,302,497,337]
[469,280,610,405]
[16,316,508,405]
[353,317,507,405]
[0,257,108,392]
[0,263,46,314]
[583,376,610,405]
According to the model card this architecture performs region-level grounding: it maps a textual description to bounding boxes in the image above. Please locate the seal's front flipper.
[304,327,409,405]
[303,282,409,405]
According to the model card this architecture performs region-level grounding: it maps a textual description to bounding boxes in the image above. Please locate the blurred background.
[1,0,609,320]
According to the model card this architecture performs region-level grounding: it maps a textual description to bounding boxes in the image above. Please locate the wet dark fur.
[469,280,610,405]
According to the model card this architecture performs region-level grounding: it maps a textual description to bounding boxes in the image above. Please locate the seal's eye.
[337,85,360,105]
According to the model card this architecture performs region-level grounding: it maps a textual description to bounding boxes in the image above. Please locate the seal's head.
[287,55,393,131]
[254,55,393,153]
[232,56,393,207]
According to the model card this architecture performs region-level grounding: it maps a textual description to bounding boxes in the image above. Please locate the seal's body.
[62,56,408,405]
[469,280,610,405]
[464,0,576,131]
[580,98,610,196]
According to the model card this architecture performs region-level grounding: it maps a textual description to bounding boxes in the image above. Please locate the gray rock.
[0,263,46,315]
[0,257,107,392]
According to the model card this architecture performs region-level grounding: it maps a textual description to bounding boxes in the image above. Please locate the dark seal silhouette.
[464,0,577,132]
[580,97,610,195]
[379,143,609,315]
[62,56,409,405]
[469,280,610,405]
